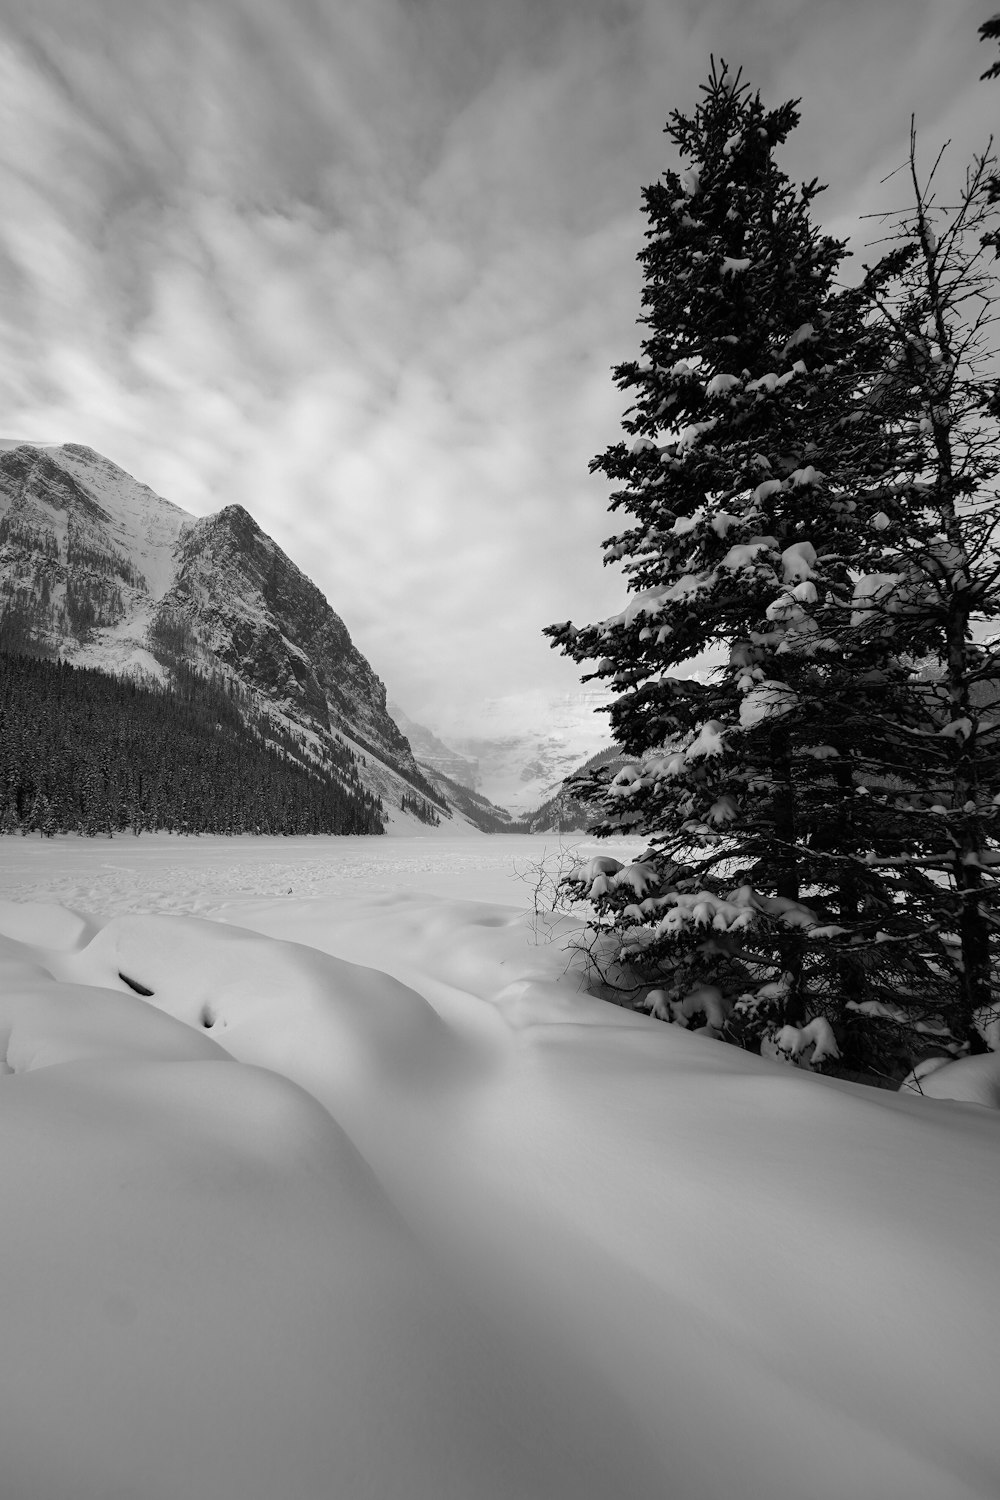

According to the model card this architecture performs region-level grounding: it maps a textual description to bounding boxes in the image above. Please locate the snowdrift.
[0,840,999,1499]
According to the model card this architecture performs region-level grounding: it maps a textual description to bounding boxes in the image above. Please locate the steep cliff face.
[156,504,419,780]
[0,443,433,811]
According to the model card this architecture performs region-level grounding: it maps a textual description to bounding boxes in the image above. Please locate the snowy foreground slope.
[1,834,1000,1500]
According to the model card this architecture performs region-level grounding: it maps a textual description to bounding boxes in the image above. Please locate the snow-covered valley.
[1,829,999,1499]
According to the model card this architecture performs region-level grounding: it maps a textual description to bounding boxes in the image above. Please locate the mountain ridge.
[0,442,459,827]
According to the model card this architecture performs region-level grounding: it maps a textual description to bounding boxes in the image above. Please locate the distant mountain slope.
[0,442,449,824]
[429,691,614,814]
[388,702,479,789]
[517,746,626,833]
[414,763,516,834]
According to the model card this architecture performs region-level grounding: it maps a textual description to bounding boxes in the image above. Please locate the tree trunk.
[944,589,993,1034]
[955,854,993,1035]
[770,726,805,1025]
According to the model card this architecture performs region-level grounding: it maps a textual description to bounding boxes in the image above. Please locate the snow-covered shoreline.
[2,833,999,1498]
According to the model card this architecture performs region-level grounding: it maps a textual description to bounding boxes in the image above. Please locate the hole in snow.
[118,972,154,997]
[200,1005,216,1029]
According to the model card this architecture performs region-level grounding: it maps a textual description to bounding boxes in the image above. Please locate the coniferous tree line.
[417,765,517,833]
[547,44,1000,1086]
[0,651,384,837]
[400,791,442,825]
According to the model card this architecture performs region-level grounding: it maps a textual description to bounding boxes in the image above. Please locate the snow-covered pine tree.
[847,127,1000,1049]
[546,62,955,1079]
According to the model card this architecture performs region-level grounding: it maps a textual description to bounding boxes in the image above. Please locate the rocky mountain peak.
[0,442,445,821]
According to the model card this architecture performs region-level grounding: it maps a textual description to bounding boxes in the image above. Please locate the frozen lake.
[0,830,642,916]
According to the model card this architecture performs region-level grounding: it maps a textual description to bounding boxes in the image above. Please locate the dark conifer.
[0,651,384,837]
[545,63,978,1080]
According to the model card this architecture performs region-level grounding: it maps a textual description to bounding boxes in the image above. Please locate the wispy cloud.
[1,0,995,723]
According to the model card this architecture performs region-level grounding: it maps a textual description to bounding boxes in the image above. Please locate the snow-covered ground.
[2,830,999,1500]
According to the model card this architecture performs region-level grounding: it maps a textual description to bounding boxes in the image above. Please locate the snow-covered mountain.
[0,441,189,674]
[0,442,455,823]
[423,691,615,815]
[388,702,480,789]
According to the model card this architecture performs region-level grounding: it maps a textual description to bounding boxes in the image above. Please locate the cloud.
[0,0,995,725]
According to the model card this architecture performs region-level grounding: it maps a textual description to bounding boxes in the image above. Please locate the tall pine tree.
[843,127,1000,1050]
[546,63,959,1079]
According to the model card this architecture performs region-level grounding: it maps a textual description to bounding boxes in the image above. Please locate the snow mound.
[65,911,471,1094]
[0,908,663,1500]
[902,1050,1000,1107]
[0,843,999,1500]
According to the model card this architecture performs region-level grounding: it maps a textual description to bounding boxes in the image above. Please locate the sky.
[1,0,997,729]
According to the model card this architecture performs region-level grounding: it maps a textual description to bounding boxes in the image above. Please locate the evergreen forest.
[0,651,384,837]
